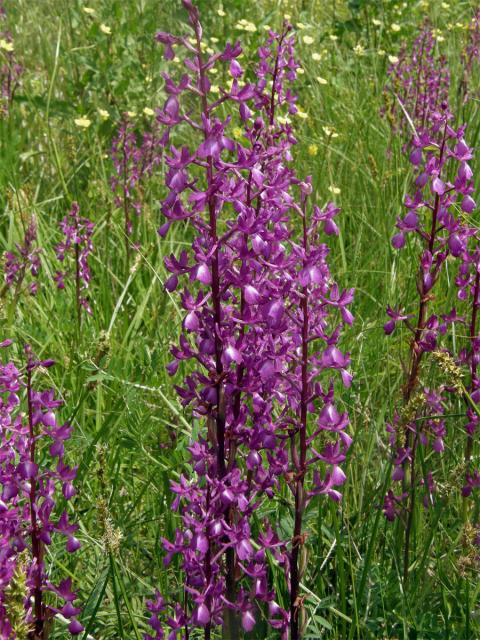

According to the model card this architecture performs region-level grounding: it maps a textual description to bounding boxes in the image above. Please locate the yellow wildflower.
[312,52,322,61]
[328,185,341,195]
[217,9,226,16]
[74,117,92,128]
[391,23,401,32]
[83,7,95,15]
[303,35,314,45]
[308,144,318,156]
[0,38,13,52]
[143,107,155,116]
[98,108,109,119]
[100,24,111,34]
[316,76,328,85]
[388,55,399,64]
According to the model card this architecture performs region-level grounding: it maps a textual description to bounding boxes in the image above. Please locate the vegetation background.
[2,0,480,638]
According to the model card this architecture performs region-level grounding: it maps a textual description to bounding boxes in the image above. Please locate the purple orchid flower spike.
[0,343,83,636]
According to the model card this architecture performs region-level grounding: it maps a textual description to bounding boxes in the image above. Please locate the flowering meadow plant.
[147,2,353,638]
[110,115,163,263]
[0,342,82,638]
[54,202,94,322]
[383,27,480,579]
[2,218,40,299]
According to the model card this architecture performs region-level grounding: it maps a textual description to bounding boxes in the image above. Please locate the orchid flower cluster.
[54,202,94,320]
[147,2,353,639]
[3,218,41,298]
[110,115,164,261]
[383,26,480,576]
[0,342,82,638]
[0,0,22,118]
[385,26,450,137]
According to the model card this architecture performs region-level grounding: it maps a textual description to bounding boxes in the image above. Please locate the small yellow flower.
[322,125,338,138]
[126,111,137,118]
[244,22,256,32]
[83,7,95,15]
[437,35,445,42]
[98,108,109,119]
[210,85,220,94]
[378,49,386,56]
[297,67,304,75]
[143,107,155,116]
[262,25,271,31]
[388,54,399,64]
[206,47,214,55]
[372,18,382,26]
[210,37,219,43]
[284,13,291,20]
[209,67,218,74]
[308,144,318,157]
[329,34,338,41]
[277,115,291,125]
[391,23,401,32]
[297,22,306,29]
[328,185,341,195]
[100,24,111,34]
[303,35,314,45]
[316,76,328,85]
[232,127,243,139]
[441,1,449,8]
[74,117,92,128]
[296,108,308,120]
[312,52,322,61]
[353,43,365,56]
[0,38,13,52]
[217,8,226,16]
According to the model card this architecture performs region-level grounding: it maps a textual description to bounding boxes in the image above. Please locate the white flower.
[316,76,328,85]
[303,35,314,45]
[98,108,109,119]
[100,24,111,34]
[143,107,155,116]
[329,34,338,41]
[217,9,226,16]
[388,55,399,64]
[312,52,322,61]
[372,18,382,26]
[353,43,365,56]
[391,23,401,32]
[83,7,95,15]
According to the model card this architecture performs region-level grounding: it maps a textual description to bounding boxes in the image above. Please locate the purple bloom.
[55,202,94,320]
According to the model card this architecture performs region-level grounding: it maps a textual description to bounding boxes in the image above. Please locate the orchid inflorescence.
[0,0,22,118]
[0,341,83,638]
[3,218,41,298]
[383,24,480,579]
[110,114,164,262]
[147,2,353,639]
[55,201,94,320]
